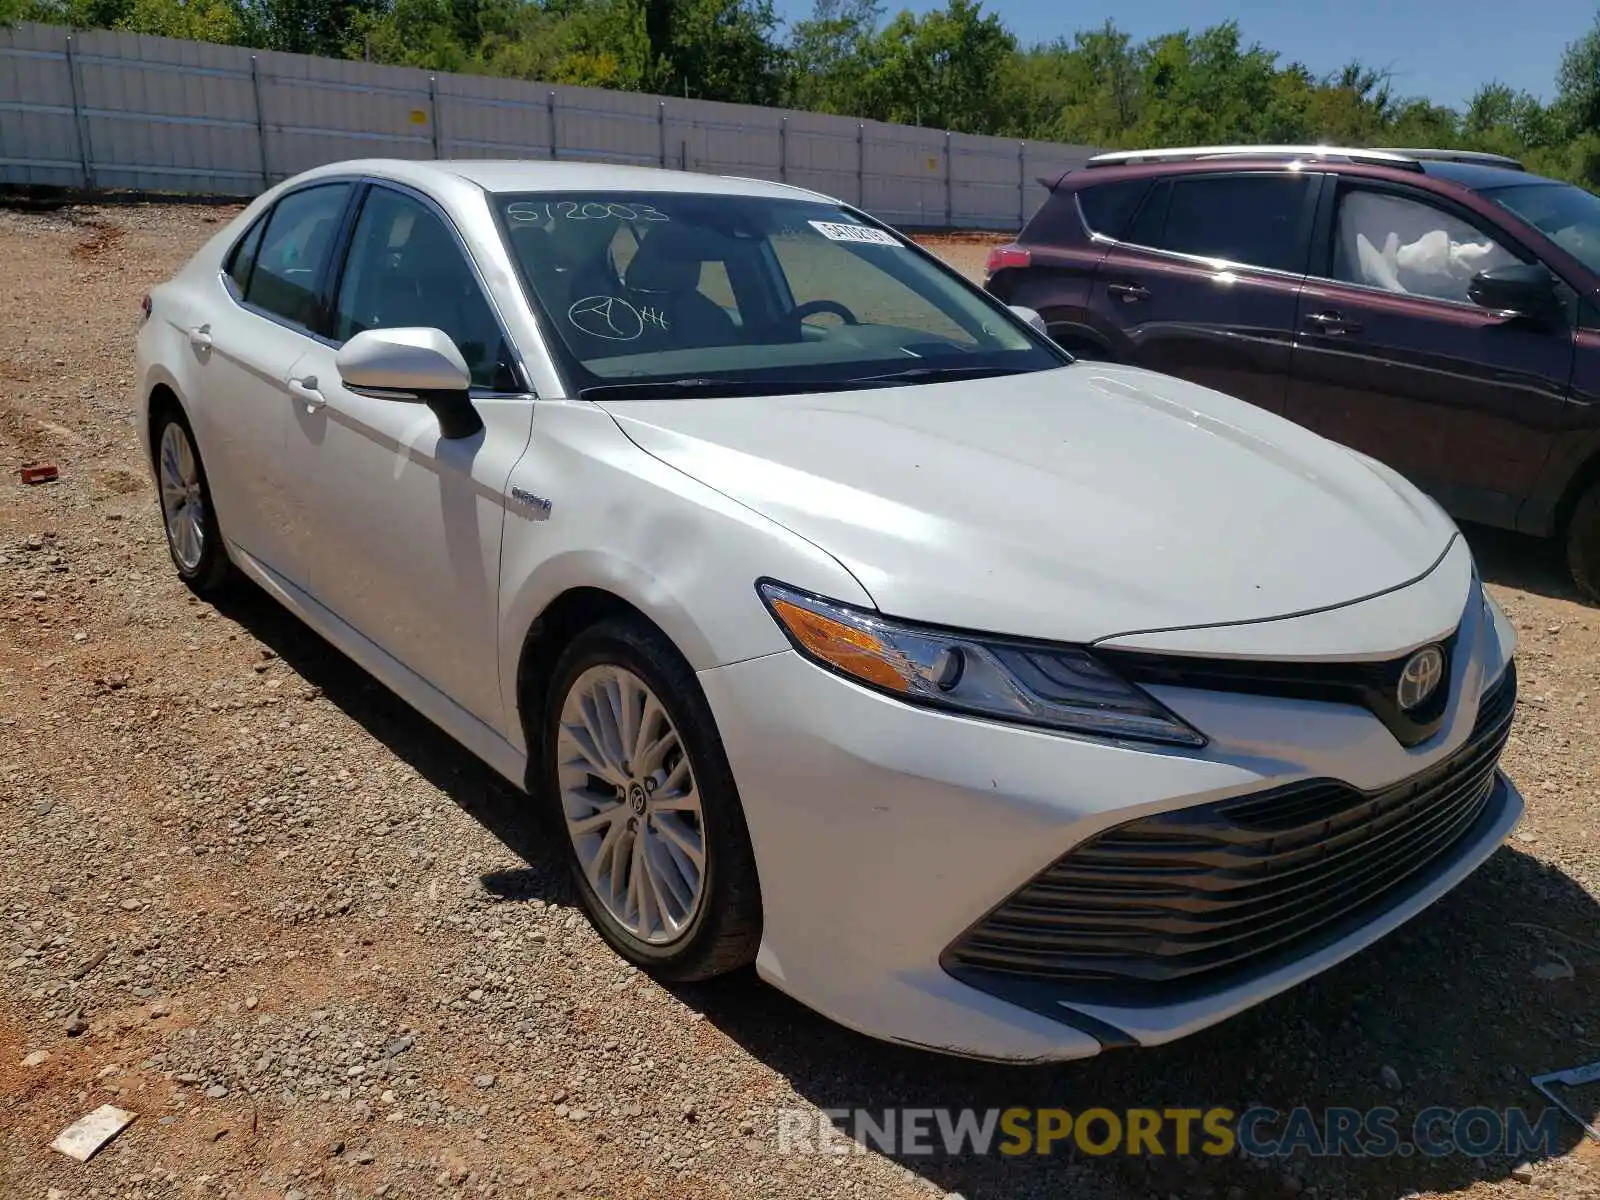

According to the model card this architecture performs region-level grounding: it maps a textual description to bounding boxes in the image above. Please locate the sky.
[771,0,1599,109]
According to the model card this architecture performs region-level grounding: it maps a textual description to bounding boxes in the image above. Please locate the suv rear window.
[1076,179,1150,239]
[1125,173,1314,274]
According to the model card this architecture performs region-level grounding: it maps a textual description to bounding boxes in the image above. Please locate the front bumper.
[697,584,1519,1063]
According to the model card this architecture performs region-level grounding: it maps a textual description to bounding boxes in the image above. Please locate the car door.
[191,181,353,587]
[288,182,534,733]
[1091,170,1319,415]
[1285,179,1575,528]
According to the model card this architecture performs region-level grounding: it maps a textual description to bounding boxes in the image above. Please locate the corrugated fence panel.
[260,53,435,179]
[75,30,260,191]
[781,111,864,206]
[863,123,948,226]
[550,85,663,166]
[0,27,79,186]
[951,132,1026,229]
[0,22,1101,228]
[677,96,784,181]
[438,73,553,160]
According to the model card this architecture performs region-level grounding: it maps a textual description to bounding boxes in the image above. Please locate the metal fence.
[0,22,1098,229]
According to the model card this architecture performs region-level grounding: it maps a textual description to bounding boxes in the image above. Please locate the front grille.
[944,664,1517,1001]
[1101,624,1461,748]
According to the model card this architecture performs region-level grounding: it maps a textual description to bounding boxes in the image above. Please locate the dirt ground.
[1,203,1597,1200]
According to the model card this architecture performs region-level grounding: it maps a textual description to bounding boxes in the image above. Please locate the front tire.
[1566,479,1600,602]
[154,408,231,596]
[543,618,762,982]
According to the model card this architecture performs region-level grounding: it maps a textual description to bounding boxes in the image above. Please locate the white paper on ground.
[50,1105,137,1162]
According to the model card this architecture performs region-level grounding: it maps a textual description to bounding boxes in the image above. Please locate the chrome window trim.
[1091,232,1311,285]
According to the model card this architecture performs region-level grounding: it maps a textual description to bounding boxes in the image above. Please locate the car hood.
[598,363,1458,645]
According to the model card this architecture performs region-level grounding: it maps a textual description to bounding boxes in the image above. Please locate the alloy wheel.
[157,421,206,573]
[555,664,708,945]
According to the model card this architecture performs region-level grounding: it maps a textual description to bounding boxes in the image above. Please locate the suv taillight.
[985,245,1031,276]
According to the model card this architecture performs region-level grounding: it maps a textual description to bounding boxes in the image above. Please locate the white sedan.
[135,159,1520,1062]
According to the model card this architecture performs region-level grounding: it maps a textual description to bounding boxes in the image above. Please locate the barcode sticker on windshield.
[809,221,900,246]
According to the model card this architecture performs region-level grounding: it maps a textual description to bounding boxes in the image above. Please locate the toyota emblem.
[1397,646,1446,711]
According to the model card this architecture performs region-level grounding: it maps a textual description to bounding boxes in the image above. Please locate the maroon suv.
[984,145,1600,599]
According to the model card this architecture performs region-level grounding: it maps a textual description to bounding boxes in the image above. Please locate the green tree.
[859,0,1015,132]
[786,0,878,114]
[235,0,381,56]
[557,0,782,101]
[118,0,240,40]
[1132,23,1308,145]
[1557,12,1600,136]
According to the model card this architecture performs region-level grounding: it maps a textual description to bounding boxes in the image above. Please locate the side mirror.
[1008,304,1049,336]
[335,327,483,440]
[1467,263,1563,321]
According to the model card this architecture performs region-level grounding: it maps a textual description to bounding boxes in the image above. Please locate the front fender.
[496,400,873,753]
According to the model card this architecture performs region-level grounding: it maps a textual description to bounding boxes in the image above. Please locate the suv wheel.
[1058,338,1109,362]
[543,618,762,982]
[1567,479,1600,603]
[154,409,232,596]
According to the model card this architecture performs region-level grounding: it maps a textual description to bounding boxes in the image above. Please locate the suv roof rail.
[1370,147,1526,170]
[1083,145,1426,171]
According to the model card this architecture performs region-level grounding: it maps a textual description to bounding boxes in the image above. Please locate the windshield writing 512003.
[507,201,670,224]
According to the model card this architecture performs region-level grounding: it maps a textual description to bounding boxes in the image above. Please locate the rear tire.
[1565,480,1600,603]
[542,618,762,982]
[153,406,232,596]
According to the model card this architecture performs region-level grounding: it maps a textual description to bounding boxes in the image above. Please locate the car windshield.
[1484,181,1600,274]
[493,191,1063,396]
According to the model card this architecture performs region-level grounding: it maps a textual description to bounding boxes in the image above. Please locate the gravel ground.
[1,202,1597,1200]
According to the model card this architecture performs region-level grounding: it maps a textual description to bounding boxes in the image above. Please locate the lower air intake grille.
[944,664,1516,1000]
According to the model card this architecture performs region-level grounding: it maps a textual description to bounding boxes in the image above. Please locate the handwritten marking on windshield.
[507,201,670,225]
[568,295,658,341]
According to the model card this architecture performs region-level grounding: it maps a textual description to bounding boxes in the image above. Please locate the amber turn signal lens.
[769,598,912,693]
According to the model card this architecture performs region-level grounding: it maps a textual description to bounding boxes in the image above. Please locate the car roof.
[290,157,837,204]
[1417,159,1562,191]
[1061,154,1568,197]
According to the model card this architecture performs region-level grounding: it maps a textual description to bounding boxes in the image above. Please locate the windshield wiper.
[578,377,857,401]
[844,365,1039,387]
[579,365,1041,401]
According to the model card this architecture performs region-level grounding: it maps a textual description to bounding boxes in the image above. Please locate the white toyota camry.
[135,159,1520,1062]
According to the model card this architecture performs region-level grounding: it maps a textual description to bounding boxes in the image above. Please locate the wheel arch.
[141,371,188,468]
[1045,320,1114,359]
[512,584,707,796]
[1552,448,1600,538]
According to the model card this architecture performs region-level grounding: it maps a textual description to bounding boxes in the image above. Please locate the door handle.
[187,323,212,350]
[1107,282,1151,304]
[287,375,325,412]
[1305,311,1363,336]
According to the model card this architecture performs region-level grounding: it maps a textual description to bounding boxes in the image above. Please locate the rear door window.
[244,183,352,330]
[1128,174,1314,274]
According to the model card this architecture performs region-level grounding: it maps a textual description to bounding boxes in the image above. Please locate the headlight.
[757,581,1206,747]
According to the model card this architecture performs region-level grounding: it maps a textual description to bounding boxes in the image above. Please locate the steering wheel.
[791,299,860,326]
